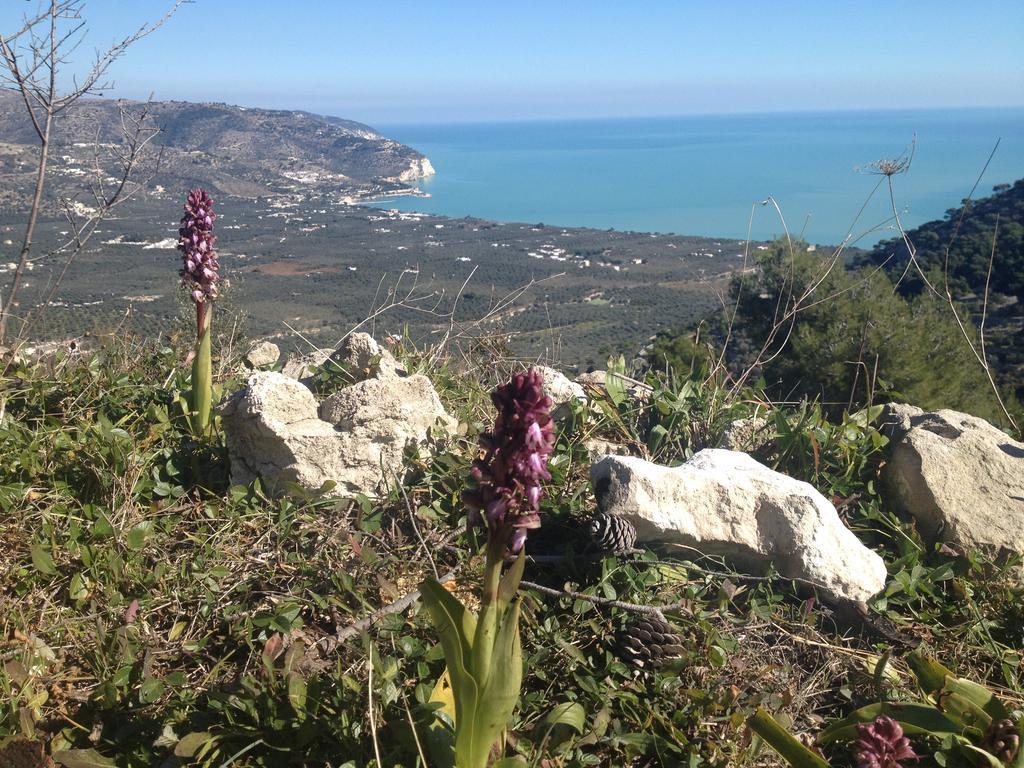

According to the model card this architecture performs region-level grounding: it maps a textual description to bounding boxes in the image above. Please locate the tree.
[727,238,1017,424]
[0,0,182,342]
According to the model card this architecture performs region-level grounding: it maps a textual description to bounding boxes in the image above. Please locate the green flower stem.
[191,302,212,435]
[473,536,506,690]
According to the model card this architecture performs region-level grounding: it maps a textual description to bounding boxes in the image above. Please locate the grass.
[0,332,1021,767]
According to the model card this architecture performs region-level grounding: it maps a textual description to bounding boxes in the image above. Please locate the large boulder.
[591,450,887,603]
[220,368,456,497]
[881,409,1024,559]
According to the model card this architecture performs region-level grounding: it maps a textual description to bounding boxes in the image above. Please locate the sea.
[373,108,1024,246]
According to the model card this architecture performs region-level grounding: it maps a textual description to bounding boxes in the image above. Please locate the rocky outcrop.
[394,157,436,183]
[591,450,888,603]
[882,409,1024,558]
[220,334,455,497]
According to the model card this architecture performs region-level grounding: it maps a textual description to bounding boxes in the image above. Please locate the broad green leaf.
[941,677,1010,722]
[818,702,962,743]
[605,355,628,406]
[126,523,152,550]
[907,650,955,695]
[174,731,213,758]
[53,749,117,767]
[429,669,457,723]
[424,670,457,768]
[545,701,586,734]
[138,676,164,704]
[31,543,56,576]
[468,601,523,768]
[647,424,669,455]
[958,744,1005,767]
[287,671,307,714]
[938,691,991,732]
[420,579,480,762]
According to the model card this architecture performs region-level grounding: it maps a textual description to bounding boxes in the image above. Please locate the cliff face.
[0,92,432,201]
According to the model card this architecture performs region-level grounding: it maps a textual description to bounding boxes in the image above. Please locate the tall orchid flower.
[421,369,554,768]
[177,189,219,434]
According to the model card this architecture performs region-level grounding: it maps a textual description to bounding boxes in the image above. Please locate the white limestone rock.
[591,450,888,603]
[220,369,456,498]
[245,340,281,368]
[882,409,1024,559]
[535,365,586,409]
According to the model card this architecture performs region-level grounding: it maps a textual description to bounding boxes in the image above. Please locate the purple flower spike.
[853,716,920,768]
[464,369,555,553]
[177,189,220,304]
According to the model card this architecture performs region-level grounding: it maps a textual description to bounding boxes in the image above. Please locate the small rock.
[584,437,631,462]
[882,408,1024,559]
[591,450,888,603]
[281,348,331,381]
[719,416,773,452]
[535,365,586,408]
[327,332,403,380]
[245,340,281,368]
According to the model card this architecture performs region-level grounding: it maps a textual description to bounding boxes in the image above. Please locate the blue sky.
[2,0,1022,124]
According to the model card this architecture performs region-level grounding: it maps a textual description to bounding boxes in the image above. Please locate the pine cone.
[614,613,685,669]
[586,513,637,555]
[983,718,1020,765]
[0,738,56,768]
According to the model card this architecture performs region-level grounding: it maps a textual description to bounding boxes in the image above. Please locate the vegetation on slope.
[856,179,1024,402]
[1,334,1020,766]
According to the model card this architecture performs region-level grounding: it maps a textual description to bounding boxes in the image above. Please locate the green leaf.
[647,424,669,455]
[491,759,528,767]
[53,749,117,767]
[174,731,213,758]
[31,543,56,575]
[138,676,164,704]
[746,709,831,768]
[938,691,991,732]
[125,522,153,550]
[907,650,955,694]
[287,671,307,715]
[467,600,523,768]
[545,701,586,734]
[419,579,480,762]
[605,355,628,406]
[940,677,1010,722]
[818,702,963,743]
[958,744,1005,767]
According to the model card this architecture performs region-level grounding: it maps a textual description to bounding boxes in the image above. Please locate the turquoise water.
[374,109,1024,245]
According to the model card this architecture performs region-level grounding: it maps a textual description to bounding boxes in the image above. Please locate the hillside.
[0,91,434,204]
[0,334,1021,766]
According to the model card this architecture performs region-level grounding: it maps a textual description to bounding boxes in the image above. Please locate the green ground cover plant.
[0,333,1021,766]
